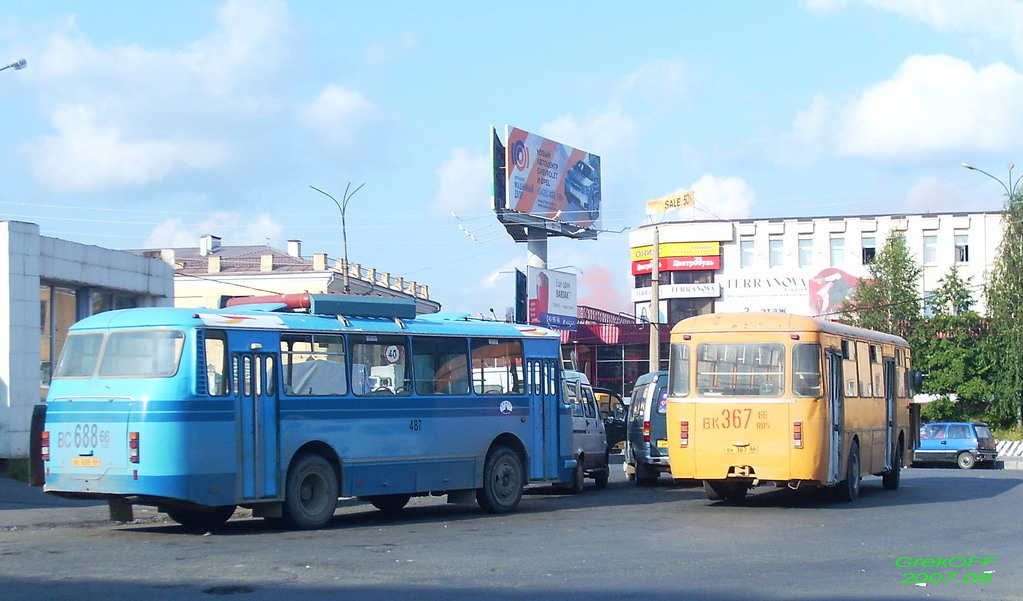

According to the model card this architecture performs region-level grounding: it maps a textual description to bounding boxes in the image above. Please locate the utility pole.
[648,225,660,373]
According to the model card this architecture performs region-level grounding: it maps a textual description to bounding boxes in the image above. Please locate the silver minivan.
[623,371,670,486]
[561,370,610,492]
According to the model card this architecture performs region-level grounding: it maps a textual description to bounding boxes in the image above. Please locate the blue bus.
[38,294,575,529]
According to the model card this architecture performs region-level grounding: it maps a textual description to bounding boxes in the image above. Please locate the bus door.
[232,349,280,501]
[826,351,844,485]
[527,358,560,479]
[883,358,896,471]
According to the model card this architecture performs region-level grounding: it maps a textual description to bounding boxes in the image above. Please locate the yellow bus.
[665,312,917,503]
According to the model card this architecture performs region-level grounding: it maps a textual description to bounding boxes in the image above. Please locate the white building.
[0,221,173,460]
[629,211,1004,325]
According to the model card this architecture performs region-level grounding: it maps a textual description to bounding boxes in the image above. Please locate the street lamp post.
[310,183,365,294]
[0,58,27,73]
[961,162,1023,201]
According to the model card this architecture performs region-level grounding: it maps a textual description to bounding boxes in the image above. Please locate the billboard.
[492,126,600,241]
[526,266,577,331]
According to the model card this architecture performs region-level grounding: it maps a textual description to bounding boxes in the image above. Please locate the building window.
[769,237,783,267]
[829,237,845,266]
[798,238,813,267]
[923,235,937,265]
[954,234,969,263]
[740,238,754,268]
[862,237,876,264]
[39,285,78,400]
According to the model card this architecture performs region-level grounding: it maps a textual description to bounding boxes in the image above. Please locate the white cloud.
[144,212,284,248]
[433,148,490,215]
[297,84,387,157]
[837,55,1023,158]
[366,32,418,69]
[691,174,756,219]
[23,105,229,192]
[617,58,691,109]
[19,0,300,193]
[804,0,1023,64]
[541,104,640,169]
[774,94,833,167]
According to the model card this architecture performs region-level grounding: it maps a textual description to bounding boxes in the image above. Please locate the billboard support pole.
[526,227,548,269]
[648,226,660,373]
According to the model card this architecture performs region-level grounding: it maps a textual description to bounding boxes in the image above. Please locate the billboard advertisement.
[493,126,601,240]
[632,255,722,274]
[631,241,720,261]
[714,267,862,316]
[527,266,577,331]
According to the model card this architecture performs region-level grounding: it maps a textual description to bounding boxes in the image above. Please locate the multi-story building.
[629,211,1005,325]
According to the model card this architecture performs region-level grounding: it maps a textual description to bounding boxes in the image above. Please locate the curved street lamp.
[310,182,365,294]
[0,58,26,73]
[961,162,1023,201]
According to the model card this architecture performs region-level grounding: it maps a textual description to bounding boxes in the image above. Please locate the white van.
[561,370,610,492]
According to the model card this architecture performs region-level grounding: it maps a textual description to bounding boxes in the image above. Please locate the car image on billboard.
[565,158,601,221]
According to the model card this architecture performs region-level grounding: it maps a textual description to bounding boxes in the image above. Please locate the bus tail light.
[41,430,50,461]
[643,421,651,443]
[129,432,140,463]
[793,421,802,448]
[679,421,689,447]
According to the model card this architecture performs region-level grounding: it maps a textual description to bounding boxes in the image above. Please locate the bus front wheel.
[476,445,523,513]
[283,453,339,530]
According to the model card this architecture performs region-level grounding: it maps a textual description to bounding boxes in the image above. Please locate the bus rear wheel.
[167,505,236,531]
[476,445,523,513]
[882,441,903,490]
[283,453,339,530]
[835,441,861,502]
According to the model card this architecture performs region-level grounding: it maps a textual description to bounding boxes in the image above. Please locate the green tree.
[915,265,990,415]
[984,191,1023,426]
[840,230,923,342]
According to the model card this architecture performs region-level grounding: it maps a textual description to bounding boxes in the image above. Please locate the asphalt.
[0,477,153,529]
[3,455,1021,530]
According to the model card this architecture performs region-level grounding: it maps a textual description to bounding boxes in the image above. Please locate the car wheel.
[957,451,975,470]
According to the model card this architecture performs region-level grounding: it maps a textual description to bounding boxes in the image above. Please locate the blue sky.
[1,0,1021,315]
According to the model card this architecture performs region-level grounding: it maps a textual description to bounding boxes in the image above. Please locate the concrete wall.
[0,221,174,459]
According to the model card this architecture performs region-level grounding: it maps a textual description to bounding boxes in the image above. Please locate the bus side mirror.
[909,370,925,394]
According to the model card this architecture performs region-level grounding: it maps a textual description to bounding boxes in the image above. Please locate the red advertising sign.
[632,255,721,275]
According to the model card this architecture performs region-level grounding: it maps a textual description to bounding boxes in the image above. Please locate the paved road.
[1,460,1020,601]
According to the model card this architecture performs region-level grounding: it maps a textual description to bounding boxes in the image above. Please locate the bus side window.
[281,333,347,396]
[350,334,411,396]
[413,337,469,395]
[204,330,228,396]
[470,338,524,395]
[792,343,822,397]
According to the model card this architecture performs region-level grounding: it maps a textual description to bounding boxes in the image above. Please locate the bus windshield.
[55,330,185,379]
[696,342,784,397]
